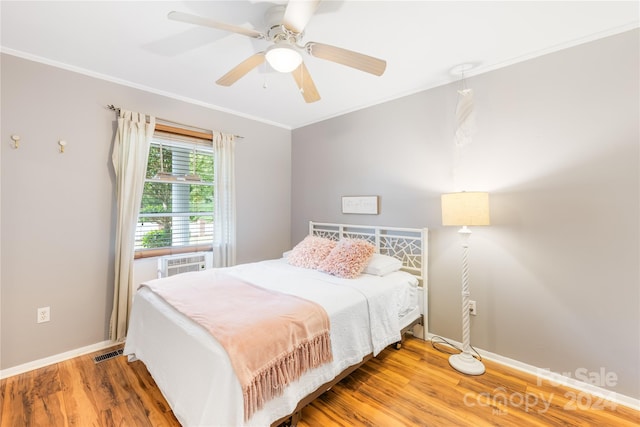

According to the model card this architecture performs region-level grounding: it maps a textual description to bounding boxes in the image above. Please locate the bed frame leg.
[290,411,301,426]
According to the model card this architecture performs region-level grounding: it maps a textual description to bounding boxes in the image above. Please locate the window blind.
[135,134,214,255]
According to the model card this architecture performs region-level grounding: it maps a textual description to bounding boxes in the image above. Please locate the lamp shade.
[441,192,490,226]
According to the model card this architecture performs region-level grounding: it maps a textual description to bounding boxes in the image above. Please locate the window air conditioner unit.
[158,253,211,278]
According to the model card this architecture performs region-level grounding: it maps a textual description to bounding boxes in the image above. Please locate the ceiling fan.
[168,0,387,103]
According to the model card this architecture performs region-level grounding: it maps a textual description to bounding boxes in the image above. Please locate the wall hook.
[58,140,67,153]
[11,135,21,149]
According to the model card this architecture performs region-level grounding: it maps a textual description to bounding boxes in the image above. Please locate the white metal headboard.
[309,221,428,281]
[309,221,429,338]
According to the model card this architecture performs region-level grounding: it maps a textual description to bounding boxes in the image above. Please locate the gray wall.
[292,30,639,399]
[0,53,291,369]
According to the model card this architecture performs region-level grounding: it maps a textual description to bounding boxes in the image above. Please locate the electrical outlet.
[37,307,50,323]
[469,300,477,316]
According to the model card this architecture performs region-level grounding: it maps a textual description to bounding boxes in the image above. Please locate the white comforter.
[124,258,418,427]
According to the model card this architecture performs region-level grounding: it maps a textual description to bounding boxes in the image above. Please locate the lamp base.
[449,352,485,375]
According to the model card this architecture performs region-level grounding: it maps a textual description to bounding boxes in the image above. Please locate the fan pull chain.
[300,65,305,94]
[262,59,268,89]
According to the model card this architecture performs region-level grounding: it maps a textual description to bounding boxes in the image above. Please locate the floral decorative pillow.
[287,236,336,269]
[318,239,375,279]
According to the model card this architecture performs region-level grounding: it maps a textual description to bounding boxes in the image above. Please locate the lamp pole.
[448,225,485,375]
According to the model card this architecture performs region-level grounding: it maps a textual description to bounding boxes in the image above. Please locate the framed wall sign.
[341,196,379,215]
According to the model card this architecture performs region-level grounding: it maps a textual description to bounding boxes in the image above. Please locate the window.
[134,132,214,258]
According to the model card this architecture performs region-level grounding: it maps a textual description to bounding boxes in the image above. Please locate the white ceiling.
[1,1,638,129]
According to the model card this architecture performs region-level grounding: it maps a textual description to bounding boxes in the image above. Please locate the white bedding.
[124,258,420,427]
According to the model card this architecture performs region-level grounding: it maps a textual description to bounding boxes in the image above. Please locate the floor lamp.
[441,192,490,375]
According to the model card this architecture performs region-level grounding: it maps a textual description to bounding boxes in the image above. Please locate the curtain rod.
[106,105,244,139]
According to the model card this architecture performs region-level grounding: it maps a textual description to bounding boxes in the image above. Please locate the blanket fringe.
[243,331,332,421]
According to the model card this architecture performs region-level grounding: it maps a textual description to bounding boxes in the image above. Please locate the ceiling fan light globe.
[266,44,302,73]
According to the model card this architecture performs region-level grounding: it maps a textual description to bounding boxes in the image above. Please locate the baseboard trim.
[426,333,640,411]
[0,340,117,379]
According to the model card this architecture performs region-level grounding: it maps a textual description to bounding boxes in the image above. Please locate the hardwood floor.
[1,337,638,426]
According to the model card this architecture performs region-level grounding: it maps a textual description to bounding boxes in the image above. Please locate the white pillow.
[363,253,403,276]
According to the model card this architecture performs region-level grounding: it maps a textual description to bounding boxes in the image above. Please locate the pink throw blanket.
[141,271,332,420]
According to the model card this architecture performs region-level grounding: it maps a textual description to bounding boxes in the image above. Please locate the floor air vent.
[93,348,123,364]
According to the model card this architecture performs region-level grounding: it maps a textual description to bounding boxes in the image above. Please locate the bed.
[124,221,429,426]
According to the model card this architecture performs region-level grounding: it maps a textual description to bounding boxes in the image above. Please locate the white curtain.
[212,133,236,267]
[110,110,155,341]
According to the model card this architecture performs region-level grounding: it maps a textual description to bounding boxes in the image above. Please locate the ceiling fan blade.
[306,42,387,76]
[216,52,266,86]
[168,11,264,39]
[283,0,321,33]
[291,62,320,103]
